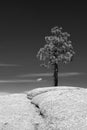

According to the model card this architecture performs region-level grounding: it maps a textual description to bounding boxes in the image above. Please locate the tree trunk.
[53,63,58,86]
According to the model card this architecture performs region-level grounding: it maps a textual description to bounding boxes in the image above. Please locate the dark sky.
[0,1,87,93]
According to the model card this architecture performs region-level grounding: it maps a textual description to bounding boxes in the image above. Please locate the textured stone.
[0,94,42,130]
[27,86,87,129]
[0,86,87,129]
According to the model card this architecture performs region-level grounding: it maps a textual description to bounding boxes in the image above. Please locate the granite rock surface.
[1,86,87,129]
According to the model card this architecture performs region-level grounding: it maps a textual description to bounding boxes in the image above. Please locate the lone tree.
[37,26,75,86]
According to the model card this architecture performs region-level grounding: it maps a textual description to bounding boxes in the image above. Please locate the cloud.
[36,78,42,81]
[19,73,53,77]
[0,64,20,67]
[0,92,10,95]
[0,72,82,84]
[18,72,81,78]
[0,79,43,83]
[59,72,81,77]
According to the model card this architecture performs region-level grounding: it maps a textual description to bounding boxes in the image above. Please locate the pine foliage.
[37,26,75,68]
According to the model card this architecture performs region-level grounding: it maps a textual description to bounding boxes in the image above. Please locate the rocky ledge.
[0,86,87,129]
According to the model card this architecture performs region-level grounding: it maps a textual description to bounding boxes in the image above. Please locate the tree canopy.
[37,26,75,68]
